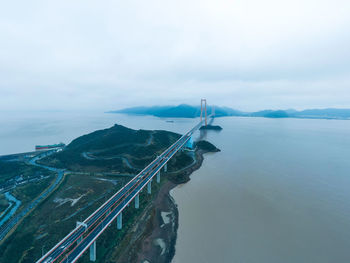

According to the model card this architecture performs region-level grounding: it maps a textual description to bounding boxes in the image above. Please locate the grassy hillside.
[0,123,218,262]
[39,124,181,173]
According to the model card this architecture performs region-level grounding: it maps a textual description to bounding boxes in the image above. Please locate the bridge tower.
[212,106,215,117]
[200,99,207,126]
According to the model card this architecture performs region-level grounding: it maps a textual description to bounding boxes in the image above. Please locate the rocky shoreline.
[112,146,218,263]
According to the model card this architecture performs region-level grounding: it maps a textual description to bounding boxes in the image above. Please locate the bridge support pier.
[76,221,87,246]
[186,136,194,149]
[117,213,122,230]
[135,194,139,209]
[156,171,160,183]
[164,163,168,172]
[90,241,96,262]
[77,236,83,245]
[147,180,152,194]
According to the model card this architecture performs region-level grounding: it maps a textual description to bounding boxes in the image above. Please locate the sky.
[0,0,349,112]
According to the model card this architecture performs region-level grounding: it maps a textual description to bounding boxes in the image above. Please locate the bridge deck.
[37,120,205,263]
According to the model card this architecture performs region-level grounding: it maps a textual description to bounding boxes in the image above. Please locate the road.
[0,151,66,241]
[37,120,204,263]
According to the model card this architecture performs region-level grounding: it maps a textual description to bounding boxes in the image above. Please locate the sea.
[1,111,350,262]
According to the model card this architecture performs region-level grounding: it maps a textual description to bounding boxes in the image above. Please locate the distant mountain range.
[108,105,350,120]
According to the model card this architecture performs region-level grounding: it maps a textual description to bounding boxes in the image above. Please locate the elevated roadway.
[37,119,205,263]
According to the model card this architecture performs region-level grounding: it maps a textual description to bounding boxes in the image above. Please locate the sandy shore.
[112,148,214,263]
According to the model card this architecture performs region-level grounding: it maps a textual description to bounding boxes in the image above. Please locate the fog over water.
[2,112,350,262]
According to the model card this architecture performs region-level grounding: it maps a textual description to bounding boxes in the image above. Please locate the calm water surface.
[172,117,350,263]
[0,111,193,155]
[1,112,350,262]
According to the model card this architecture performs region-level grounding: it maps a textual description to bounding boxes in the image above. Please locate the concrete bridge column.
[186,136,194,149]
[135,194,139,209]
[90,241,96,262]
[147,180,152,194]
[77,236,83,245]
[117,213,122,230]
[156,171,160,183]
[164,163,168,172]
[76,221,87,246]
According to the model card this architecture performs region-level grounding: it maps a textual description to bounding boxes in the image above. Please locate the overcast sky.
[0,0,349,111]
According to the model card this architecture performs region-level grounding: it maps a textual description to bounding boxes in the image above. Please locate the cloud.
[0,0,349,111]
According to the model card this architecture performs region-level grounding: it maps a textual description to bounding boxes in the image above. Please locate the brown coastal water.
[172,117,350,263]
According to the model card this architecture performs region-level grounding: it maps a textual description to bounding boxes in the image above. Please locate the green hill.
[39,124,181,174]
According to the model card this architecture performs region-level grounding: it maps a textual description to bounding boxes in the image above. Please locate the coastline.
[111,148,217,263]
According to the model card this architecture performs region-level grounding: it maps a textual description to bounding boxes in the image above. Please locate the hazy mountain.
[108,105,350,120]
[292,109,350,119]
[110,104,244,118]
[249,110,289,118]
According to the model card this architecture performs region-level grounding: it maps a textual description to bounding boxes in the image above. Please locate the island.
[200,124,223,131]
[108,104,350,120]
[0,124,220,263]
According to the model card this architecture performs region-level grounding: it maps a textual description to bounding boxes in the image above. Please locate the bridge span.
[37,118,207,263]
